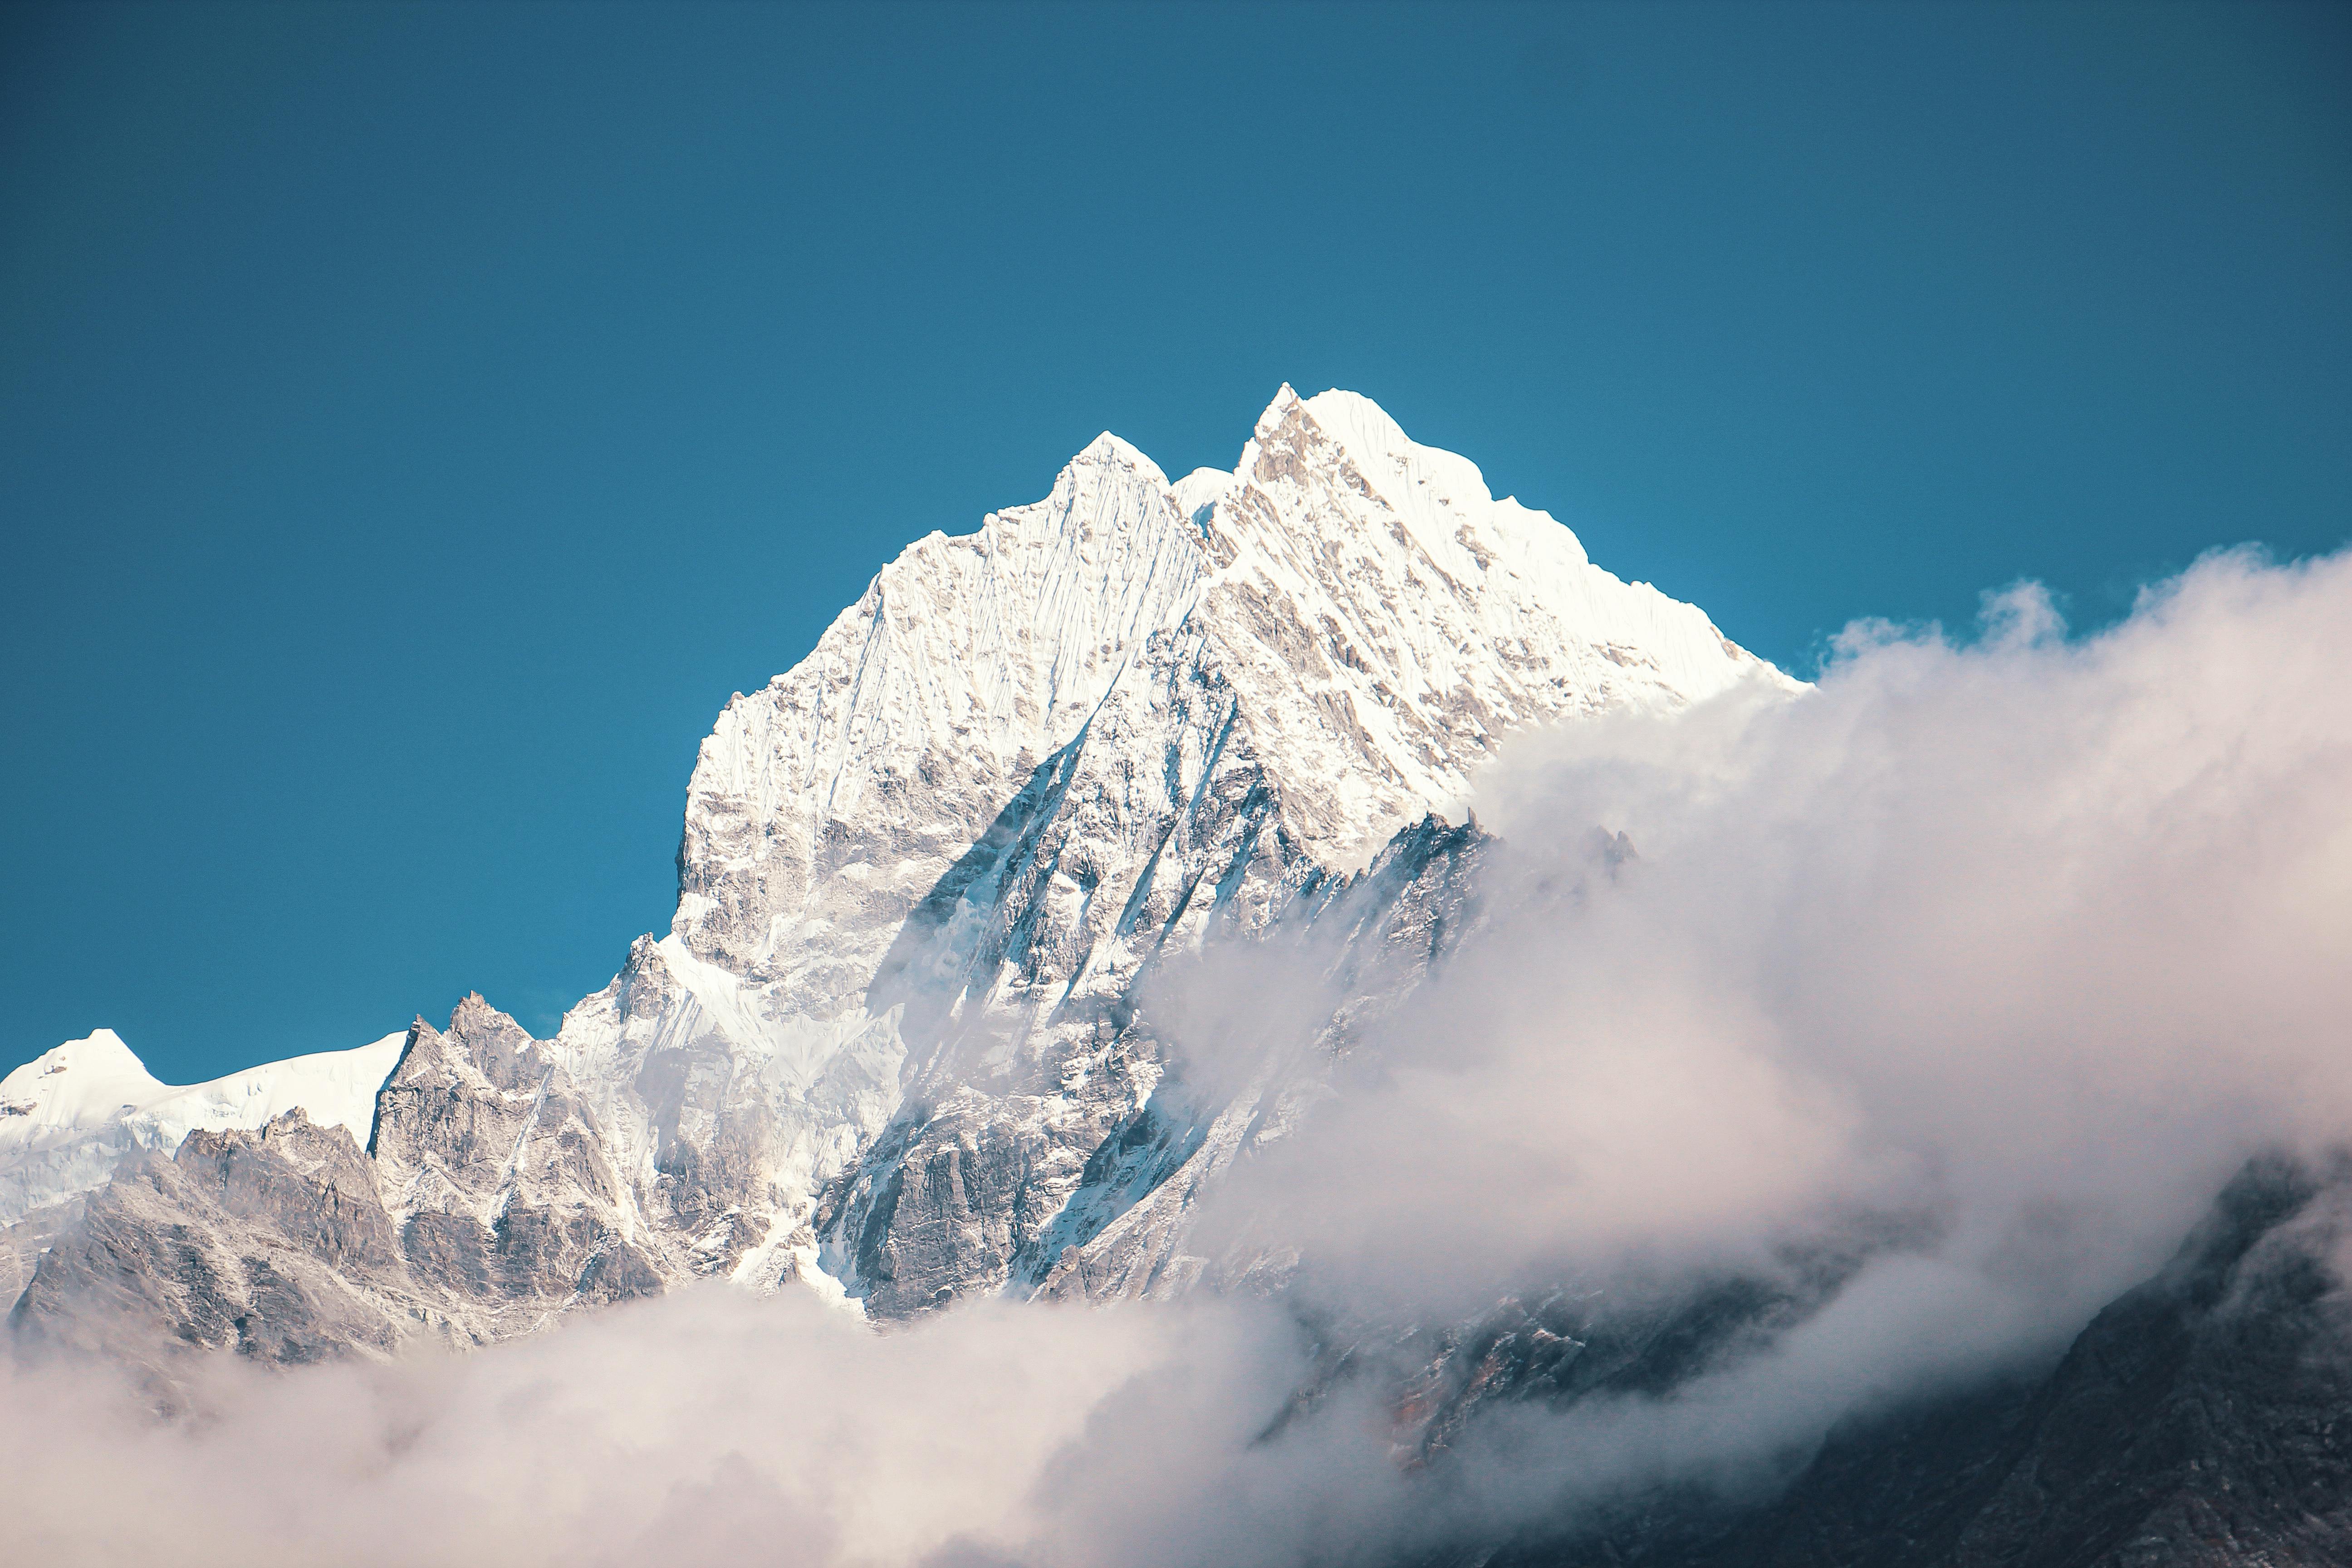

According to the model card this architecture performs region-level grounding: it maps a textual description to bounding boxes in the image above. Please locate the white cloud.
[1213,543,2352,1375]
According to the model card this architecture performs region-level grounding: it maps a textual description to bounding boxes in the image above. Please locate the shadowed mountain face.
[1436,1155,2352,1568]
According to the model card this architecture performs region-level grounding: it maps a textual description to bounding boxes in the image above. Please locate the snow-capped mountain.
[2,386,1782,1351]
[12,387,2347,1568]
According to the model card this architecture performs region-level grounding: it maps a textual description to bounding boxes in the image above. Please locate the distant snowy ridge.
[0,1029,404,1227]
[4,386,1788,1345]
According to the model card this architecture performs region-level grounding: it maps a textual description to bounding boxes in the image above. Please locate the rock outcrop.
[10,1110,414,1373]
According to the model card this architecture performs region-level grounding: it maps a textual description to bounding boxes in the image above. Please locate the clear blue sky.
[5,1,2347,1084]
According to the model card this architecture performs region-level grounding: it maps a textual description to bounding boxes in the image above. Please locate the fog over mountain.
[4,391,2347,1566]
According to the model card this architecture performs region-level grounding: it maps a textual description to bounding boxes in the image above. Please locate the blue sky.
[5,0,2347,1083]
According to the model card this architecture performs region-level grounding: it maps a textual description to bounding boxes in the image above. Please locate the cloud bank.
[6,547,2349,1565]
[1226,549,2352,1323]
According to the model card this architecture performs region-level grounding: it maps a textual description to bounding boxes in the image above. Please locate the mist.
[5,547,2348,1565]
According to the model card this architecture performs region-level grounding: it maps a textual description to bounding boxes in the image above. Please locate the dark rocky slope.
[1462,1155,2352,1568]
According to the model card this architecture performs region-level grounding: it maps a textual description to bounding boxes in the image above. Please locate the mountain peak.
[26,1028,145,1074]
[3,1028,150,1087]
[0,1029,169,1134]
[1171,466,1232,526]
[1253,382,1303,436]
[1296,387,1416,470]
[1068,430,1167,488]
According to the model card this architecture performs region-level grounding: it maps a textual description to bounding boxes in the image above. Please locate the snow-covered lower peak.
[0,1029,404,1226]
[0,1031,171,1135]
[131,1033,407,1150]
[1170,466,1234,527]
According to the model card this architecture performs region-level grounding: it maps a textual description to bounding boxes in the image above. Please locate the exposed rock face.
[0,1196,83,1314]
[370,997,666,1330]
[9,1110,415,1372]
[10,995,698,1372]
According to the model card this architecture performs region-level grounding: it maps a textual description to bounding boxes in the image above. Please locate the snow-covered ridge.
[0,1029,405,1226]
